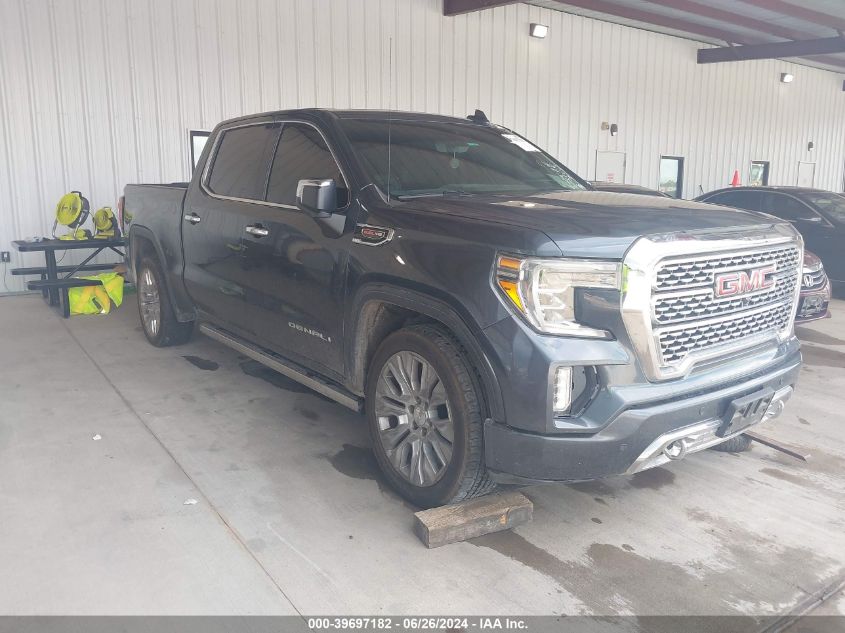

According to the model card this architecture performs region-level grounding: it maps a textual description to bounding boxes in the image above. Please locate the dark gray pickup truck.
[122,109,803,508]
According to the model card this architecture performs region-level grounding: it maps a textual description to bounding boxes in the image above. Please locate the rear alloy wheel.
[136,255,193,347]
[365,324,496,508]
[138,265,162,339]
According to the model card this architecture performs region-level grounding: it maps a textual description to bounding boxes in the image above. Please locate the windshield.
[804,192,845,224]
[339,118,586,198]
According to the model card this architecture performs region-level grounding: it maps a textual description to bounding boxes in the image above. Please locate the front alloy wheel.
[365,325,495,508]
[374,351,454,487]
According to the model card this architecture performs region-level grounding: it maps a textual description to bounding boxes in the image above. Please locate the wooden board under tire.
[413,491,533,548]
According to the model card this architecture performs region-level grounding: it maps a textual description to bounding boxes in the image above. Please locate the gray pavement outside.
[1,293,844,618]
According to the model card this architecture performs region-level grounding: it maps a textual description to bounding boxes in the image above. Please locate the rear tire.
[136,255,193,347]
[365,324,496,509]
[710,434,753,453]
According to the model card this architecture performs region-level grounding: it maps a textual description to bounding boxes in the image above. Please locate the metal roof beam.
[738,0,845,33]
[443,0,517,16]
[641,0,813,41]
[698,36,845,63]
[546,0,763,43]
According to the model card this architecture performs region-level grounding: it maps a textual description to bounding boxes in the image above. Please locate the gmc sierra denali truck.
[122,109,803,508]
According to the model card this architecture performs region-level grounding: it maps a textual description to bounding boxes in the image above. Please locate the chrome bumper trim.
[626,385,794,475]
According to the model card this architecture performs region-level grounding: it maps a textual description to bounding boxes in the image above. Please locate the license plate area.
[718,387,775,437]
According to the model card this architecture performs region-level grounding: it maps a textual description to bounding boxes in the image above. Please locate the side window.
[761,193,818,221]
[207,124,280,200]
[266,123,348,207]
[705,191,761,211]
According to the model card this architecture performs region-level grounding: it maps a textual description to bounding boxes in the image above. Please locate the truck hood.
[400,190,780,258]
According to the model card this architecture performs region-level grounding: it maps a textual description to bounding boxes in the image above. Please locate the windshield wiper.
[397,190,474,199]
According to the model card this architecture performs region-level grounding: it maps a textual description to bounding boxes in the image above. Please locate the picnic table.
[11,237,126,318]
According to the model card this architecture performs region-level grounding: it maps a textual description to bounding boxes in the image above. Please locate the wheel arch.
[129,225,195,322]
[346,282,505,422]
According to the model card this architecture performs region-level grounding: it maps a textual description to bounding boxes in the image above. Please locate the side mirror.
[297,179,337,216]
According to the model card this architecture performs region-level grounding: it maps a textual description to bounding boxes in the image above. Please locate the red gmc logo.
[714,264,777,298]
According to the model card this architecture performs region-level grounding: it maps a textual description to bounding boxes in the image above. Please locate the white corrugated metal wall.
[1,0,844,293]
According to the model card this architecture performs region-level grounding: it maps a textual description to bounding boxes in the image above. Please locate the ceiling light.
[780,73,794,83]
[530,23,548,39]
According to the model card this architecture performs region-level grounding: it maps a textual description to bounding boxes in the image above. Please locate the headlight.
[495,255,621,338]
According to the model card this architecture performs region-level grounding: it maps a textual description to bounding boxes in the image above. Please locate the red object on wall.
[730,170,740,187]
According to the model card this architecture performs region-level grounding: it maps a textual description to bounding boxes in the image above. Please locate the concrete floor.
[1,293,844,617]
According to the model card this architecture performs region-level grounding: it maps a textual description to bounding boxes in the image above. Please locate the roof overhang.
[443,0,845,74]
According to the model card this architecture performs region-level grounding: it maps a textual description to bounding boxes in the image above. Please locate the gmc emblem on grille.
[714,263,777,298]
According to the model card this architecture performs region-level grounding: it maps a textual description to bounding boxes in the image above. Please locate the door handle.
[245,224,270,237]
[183,213,201,225]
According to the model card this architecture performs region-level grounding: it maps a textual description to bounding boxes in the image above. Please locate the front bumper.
[795,284,831,323]
[484,347,801,484]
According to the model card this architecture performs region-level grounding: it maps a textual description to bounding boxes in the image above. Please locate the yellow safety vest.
[68,273,125,315]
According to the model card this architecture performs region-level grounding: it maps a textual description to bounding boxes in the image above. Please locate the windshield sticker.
[501,134,540,152]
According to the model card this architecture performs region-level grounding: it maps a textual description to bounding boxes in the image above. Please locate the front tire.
[136,256,193,347]
[365,324,496,509]
[711,434,753,453]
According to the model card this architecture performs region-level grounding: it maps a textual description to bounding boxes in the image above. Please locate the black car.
[121,109,804,507]
[589,181,671,197]
[696,186,845,296]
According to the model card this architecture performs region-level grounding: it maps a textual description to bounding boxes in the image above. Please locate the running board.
[198,323,362,412]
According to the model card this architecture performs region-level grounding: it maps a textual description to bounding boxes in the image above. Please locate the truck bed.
[123,182,192,318]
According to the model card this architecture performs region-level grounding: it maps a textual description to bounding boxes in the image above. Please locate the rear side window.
[207,124,280,200]
[705,190,762,211]
[266,123,347,206]
[761,193,819,221]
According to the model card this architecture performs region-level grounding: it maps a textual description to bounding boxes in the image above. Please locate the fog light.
[553,367,573,414]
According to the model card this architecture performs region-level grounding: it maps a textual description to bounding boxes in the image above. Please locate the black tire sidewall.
[365,328,478,508]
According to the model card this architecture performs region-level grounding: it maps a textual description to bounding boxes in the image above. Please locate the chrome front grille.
[654,278,797,325]
[621,225,803,381]
[654,245,800,367]
[658,302,794,364]
[655,247,800,290]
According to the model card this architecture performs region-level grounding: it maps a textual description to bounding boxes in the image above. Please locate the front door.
[239,121,354,377]
[181,120,281,336]
[761,192,839,278]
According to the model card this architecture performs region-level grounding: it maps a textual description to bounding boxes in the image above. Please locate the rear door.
[702,190,763,212]
[762,192,840,281]
[182,120,281,335]
[238,120,354,377]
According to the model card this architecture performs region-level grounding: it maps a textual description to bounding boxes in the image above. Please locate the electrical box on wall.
[1,251,10,263]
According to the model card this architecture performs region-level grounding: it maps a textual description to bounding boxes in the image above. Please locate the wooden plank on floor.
[413,490,533,548]
[745,431,812,461]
